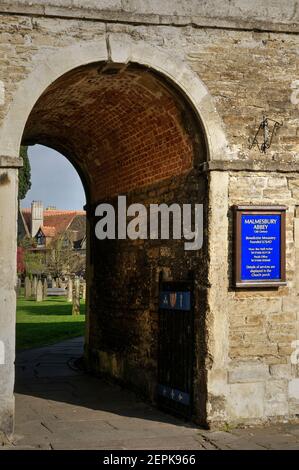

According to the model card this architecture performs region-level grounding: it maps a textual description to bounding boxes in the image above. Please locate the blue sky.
[21,145,86,210]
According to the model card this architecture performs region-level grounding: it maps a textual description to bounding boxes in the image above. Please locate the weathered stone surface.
[67,278,73,302]
[81,281,86,301]
[0,0,298,433]
[0,166,18,436]
[288,379,299,400]
[24,277,31,299]
[227,383,265,420]
[35,280,43,302]
[43,278,47,299]
[270,364,293,380]
[72,278,80,316]
[1,1,298,32]
[228,363,270,384]
[32,276,37,297]
[265,379,288,403]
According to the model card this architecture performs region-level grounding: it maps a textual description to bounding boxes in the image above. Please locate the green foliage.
[16,296,85,350]
[19,236,37,250]
[46,235,86,278]
[24,250,46,276]
[18,146,31,200]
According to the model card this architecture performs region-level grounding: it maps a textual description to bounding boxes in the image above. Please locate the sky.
[21,145,86,210]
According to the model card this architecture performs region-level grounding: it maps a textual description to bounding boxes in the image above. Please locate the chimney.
[31,201,43,237]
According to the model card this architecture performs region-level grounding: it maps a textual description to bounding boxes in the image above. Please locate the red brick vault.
[22,61,208,424]
[24,63,204,200]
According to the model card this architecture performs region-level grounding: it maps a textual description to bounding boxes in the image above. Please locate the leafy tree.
[18,146,31,200]
[44,235,85,278]
[24,251,46,277]
[19,236,37,250]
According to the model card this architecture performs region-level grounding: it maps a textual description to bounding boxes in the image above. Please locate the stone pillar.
[43,278,47,300]
[206,171,230,426]
[84,205,92,365]
[72,278,80,316]
[35,279,43,302]
[0,155,22,436]
[24,276,31,299]
[67,278,73,302]
[32,276,37,298]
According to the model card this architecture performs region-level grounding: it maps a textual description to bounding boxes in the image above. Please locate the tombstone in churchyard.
[81,281,86,301]
[36,279,43,302]
[16,277,22,297]
[24,276,31,299]
[52,278,57,288]
[67,278,73,302]
[43,278,48,300]
[32,276,37,297]
[72,278,80,315]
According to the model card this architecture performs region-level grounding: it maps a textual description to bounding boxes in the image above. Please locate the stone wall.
[0,3,298,430]
[224,173,299,423]
[0,1,297,31]
[0,14,298,162]
[87,165,208,424]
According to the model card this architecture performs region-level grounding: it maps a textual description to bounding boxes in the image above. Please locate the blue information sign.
[241,214,281,282]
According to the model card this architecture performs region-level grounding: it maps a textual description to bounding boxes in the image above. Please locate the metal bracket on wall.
[249,116,283,153]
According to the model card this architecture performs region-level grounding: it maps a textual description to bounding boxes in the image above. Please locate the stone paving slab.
[1,337,299,450]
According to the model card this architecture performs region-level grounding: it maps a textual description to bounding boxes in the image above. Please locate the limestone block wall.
[0,13,297,159]
[0,3,298,429]
[225,173,299,423]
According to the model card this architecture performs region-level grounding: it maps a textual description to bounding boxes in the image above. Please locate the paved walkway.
[1,337,299,450]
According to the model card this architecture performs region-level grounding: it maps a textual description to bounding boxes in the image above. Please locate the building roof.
[21,208,85,241]
[40,226,56,238]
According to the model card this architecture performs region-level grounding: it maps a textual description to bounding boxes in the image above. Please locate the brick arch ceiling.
[23,63,204,202]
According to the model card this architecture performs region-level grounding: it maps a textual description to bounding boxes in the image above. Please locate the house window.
[37,234,45,246]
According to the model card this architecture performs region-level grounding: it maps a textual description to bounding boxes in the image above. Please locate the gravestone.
[81,281,86,301]
[43,278,48,300]
[36,279,43,302]
[72,278,80,315]
[32,276,37,297]
[67,278,73,302]
[16,277,22,297]
[24,277,31,299]
[52,279,57,288]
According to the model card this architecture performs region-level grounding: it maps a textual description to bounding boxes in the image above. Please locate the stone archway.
[0,37,228,160]
[0,38,229,434]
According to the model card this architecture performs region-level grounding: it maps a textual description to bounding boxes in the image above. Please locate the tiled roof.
[21,208,85,239]
[40,225,56,237]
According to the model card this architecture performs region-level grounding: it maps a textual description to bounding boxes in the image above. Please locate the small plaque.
[159,291,191,311]
[234,205,286,288]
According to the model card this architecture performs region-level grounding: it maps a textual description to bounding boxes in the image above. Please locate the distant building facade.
[18,200,86,253]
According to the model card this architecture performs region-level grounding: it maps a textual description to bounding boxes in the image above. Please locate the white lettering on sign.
[0,341,5,365]
[0,81,4,106]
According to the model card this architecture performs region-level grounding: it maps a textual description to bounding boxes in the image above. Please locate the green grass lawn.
[16,296,86,350]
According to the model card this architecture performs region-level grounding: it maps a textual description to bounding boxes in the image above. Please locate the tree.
[45,235,85,278]
[24,250,46,277]
[18,146,31,200]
